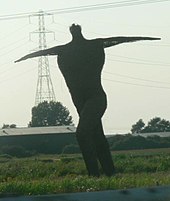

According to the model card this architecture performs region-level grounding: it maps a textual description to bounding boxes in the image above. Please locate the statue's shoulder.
[87,38,104,48]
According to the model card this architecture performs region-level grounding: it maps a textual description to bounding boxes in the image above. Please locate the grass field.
[0,148,170,196]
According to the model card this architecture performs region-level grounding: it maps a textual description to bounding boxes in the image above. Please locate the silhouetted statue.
[15,24,160,177]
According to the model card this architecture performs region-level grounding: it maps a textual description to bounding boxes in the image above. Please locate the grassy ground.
[0,148,170,196]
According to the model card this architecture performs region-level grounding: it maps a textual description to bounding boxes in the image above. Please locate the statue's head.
[69,24,82,37]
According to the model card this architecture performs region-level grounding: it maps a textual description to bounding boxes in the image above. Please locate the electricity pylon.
[31,10,56,105]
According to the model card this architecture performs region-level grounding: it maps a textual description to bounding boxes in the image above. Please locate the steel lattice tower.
[34,11,56,105]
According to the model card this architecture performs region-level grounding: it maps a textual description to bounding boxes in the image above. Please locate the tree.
[143,117,170,133]
[131,117,170,134]
[2,124,17,129]
[131,119,145,134]
[2,124,10,129]
[30,101,73,127]
[9,124,17,128]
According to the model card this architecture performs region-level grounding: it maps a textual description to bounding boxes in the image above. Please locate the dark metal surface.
[0,186,170,201]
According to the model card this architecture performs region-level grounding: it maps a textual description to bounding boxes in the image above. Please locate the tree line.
[2,101,170,136]
[131,117,170,134]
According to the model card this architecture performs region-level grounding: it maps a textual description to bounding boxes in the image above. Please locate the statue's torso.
[57,38,105,102]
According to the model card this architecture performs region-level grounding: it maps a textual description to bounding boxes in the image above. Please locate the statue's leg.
[93,121,115,176]
[76,92,108,177]
[72,97,99,176]
[76,110,99,177]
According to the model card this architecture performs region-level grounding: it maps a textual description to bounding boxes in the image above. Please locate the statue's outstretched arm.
[15,45,62,63]
[103,36,161,48]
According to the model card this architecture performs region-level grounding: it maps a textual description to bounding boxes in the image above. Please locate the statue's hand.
[15,55,28,63]
[15,58,22,63]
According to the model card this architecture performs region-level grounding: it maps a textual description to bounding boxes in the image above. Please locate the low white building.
[0,126,76,136]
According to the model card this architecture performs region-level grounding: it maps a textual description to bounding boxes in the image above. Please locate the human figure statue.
[15,24,160,177]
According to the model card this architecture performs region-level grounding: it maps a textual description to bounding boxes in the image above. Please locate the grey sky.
[0,0,170,133]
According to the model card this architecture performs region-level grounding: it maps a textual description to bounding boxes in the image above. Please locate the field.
[0,148,170,196]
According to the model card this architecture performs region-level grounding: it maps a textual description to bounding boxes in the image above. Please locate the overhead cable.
[0,0,170,20]
[107,57,170,67]
[103,78,170,90]
[104,71,170,85]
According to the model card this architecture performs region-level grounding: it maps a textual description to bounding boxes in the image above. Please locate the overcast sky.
[0,0,170,133]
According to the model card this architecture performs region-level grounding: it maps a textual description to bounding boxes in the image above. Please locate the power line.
[48,0,170,15]
[0,37,27,51]
[0,0,170,20]
[0,67,36,85]
[49,61,170,87]
[0,41,30,58]
[0,24,30,41]
[107,53,170,66]
[103,71,170,85]
[138,43,170,47]
[0,11,40,21]
[107,57,170,67]
[48,62,170,90]
[103,78,170,90]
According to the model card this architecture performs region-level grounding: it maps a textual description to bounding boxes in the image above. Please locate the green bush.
[62,144,80,154]
[108,135,170,151]
[0,146,36,158]
[0,154,12,159]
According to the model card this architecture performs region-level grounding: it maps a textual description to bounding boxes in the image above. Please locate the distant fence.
[0,185,169,201]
